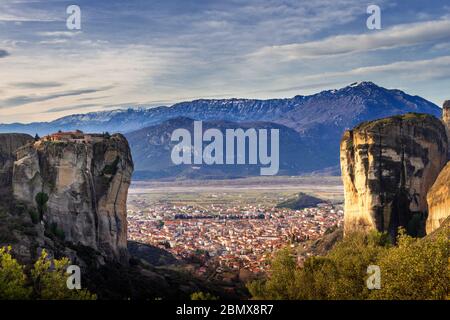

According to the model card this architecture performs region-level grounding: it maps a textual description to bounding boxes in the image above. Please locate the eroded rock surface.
[426,162,450,234]
[443,101,450,159]
[0,133,33,191]
[12,133,133,263]
[340,113,448,238]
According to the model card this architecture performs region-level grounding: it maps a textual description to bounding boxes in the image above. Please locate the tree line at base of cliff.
[0,247,96,300]
[247,221,449,300]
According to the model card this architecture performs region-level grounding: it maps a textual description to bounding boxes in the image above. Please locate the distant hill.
[0,82,443,179]
[276,192,325,210]
[126,117,334,179]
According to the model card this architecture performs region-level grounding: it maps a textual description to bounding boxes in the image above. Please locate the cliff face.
[0,134,33,191]
[340,114,448,238]
[12,134,133,263]
[443,101,450,159]
[426,162,450,234]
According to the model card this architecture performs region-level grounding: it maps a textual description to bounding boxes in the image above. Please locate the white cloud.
[0,0,63,22]
[345,56,450,82]
[0,13,58,22]
[37,31,82,37]
[39,39,69,45]
[250,19,450,61]
[0,44,197,121]
[225,55,450,103]
[276,56,450,84]
[0,0,449,122]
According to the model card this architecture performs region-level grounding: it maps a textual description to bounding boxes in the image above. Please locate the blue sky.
[0,0,450,123]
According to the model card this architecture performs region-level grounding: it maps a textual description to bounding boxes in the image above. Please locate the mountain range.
[0,82,443,179]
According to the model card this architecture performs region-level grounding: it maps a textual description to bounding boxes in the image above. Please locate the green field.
[128,176,344,208]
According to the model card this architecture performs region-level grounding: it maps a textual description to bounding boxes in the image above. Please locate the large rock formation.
[12,133,133,263]
[0,133,33,191]
[426,162,450,234]
[443,101,450,159]
[424,101,450,234]
[341,113,448,238]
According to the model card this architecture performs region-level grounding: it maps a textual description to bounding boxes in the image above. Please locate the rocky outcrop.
[443,101,450,159]
[12,134,133,263]
[426,101,450,234]
[426,162,450,234]
[341,113,448,238]
[0,133,33,191]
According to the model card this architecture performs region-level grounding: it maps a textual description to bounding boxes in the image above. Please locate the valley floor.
[127,176,344,284]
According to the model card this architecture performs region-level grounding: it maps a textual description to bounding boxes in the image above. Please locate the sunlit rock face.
[426,162,450,234]
[425,101,450,234]
[340,113,448,239]
[12,133,133,264]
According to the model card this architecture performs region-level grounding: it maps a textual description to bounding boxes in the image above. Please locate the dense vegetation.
[0,246,96,300]
[34,192,48,222]
[190,291,219,300]
[247,229,449,300]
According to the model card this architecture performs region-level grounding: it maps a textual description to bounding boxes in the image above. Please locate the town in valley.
[127,177,344,282]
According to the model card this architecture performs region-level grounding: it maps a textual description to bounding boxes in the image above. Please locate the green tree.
[0,247,96,300]
[370,230,449,300]
[319,231,389,299]
[0,246,31,299]
[248,229,448,300]
[190,291,219,300]
[248,232,390,300]
[35,192,49,221]
[31,250,96,300]
[247,247,303,300]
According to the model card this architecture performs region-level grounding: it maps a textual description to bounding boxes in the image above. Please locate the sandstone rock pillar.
[341,114,448,239]
[443,100,450,159]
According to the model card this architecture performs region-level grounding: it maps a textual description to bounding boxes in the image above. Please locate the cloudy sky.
[0,0,449,123]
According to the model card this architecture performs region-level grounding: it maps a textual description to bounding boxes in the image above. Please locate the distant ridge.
[0,82,441,136]
[0,82,443,179]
